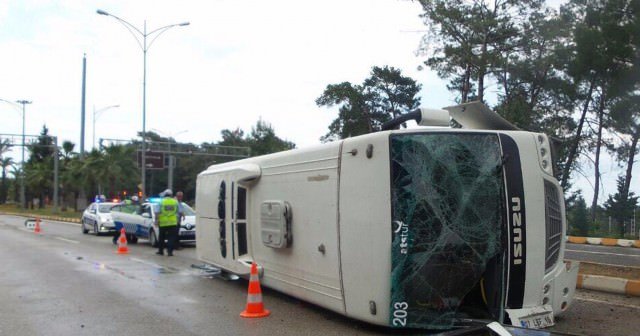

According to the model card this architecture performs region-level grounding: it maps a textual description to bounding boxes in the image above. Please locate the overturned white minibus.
[195,102,578,330]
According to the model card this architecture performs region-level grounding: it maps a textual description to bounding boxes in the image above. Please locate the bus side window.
[237,186,247,256]
[219,181,227,258]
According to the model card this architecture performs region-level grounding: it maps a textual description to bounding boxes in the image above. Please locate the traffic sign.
[137,151,165,169]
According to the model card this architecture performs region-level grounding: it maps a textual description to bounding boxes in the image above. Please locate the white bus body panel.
[197,142,346,313]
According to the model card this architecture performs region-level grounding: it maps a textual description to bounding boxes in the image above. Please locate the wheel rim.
[94,223,98,234]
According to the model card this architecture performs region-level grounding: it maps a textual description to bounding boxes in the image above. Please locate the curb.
[567,236,640,248]
[0,211,81,224]
[577,274,640,297]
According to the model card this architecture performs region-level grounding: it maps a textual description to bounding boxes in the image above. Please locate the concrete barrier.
[577,274,640,297]
[567,236,640,249]
[617,239,635,247]
[568,236,587,244]
[586,237,602,245]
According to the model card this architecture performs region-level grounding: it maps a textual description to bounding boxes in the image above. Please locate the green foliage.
[418,0,543,103]
[603,176,639,235]
[0,139,13,203]
[247,119,296,156]
[52,118,294,202]
[28,125,54,164]
[316,66,421,141]
[567,192,590,236]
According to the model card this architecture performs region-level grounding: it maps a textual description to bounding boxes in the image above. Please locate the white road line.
[575,297,640,310]
[565,249,640,258]
[43,220,81,227]
[55,237,79,244]
[130,257,163,268]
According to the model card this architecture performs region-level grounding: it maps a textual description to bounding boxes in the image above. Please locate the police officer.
[155,189,179,256]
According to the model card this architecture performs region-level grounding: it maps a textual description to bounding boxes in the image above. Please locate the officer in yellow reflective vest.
[155,189,179,256]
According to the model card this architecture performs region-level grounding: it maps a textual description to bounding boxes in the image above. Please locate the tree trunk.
[477,37,488,103]
[461,64,472,103]
[590,92,606,222]
[623,130,639,199]
[561,78,597,189]
[0,170,5,204]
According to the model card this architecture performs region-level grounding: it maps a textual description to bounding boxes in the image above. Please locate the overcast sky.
[0,0,636,206]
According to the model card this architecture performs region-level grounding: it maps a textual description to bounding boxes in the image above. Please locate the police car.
[110,198,197,246]
[81,202,118,235]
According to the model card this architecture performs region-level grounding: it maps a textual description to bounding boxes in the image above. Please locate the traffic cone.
[115,228,129,254]
[34,217,41,234]
[240,263,270,318]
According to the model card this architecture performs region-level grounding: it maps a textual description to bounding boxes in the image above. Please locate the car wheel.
[81,219,89,234]
[94,223,101,236]
[149,229,158,248]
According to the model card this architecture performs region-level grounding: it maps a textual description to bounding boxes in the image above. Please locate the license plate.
[180,231,193,236]
[506,305,555,329]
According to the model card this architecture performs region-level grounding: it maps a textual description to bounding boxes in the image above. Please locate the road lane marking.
[55,237,79,244]
[566,249,640,258]
[130,257,163,268]
[575,297,640,310]
[43,219,81,227]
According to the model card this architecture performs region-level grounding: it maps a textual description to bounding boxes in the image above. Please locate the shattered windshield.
[390,132,505,330]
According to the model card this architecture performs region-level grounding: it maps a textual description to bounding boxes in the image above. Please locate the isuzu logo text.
[511,197,523,265]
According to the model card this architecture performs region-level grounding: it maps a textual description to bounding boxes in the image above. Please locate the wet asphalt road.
[1,215,639,336]
[565,243,640,267]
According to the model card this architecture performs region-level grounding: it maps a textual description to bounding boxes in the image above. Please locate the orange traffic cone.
[240,263,270,318]
[115,228,129,254]
[34,217,41,234]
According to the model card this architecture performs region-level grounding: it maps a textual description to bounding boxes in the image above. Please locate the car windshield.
[181,202,196,216]
[98,204,114,213]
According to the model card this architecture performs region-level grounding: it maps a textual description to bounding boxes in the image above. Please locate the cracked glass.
[389,133,504,329]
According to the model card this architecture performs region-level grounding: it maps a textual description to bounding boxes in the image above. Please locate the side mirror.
[142,212,151,218]
[90,209,97,214]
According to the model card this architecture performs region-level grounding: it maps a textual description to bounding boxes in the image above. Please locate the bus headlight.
[535,134,553,176]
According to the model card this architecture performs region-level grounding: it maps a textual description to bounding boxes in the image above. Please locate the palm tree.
[99,145,139,197]
[26,160,52,208]
[0,157,14,203]
[61,141,76,162]
[9,165,21,205]
[0,139,11,157]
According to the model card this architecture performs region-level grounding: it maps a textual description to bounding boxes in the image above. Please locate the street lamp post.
[93,104,120,149]
[97,9,189,198]
[16,100,31,209]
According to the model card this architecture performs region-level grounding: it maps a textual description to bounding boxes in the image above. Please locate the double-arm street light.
[93,104,119,149]
[1,98,31,208]
[96,9,189,198]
